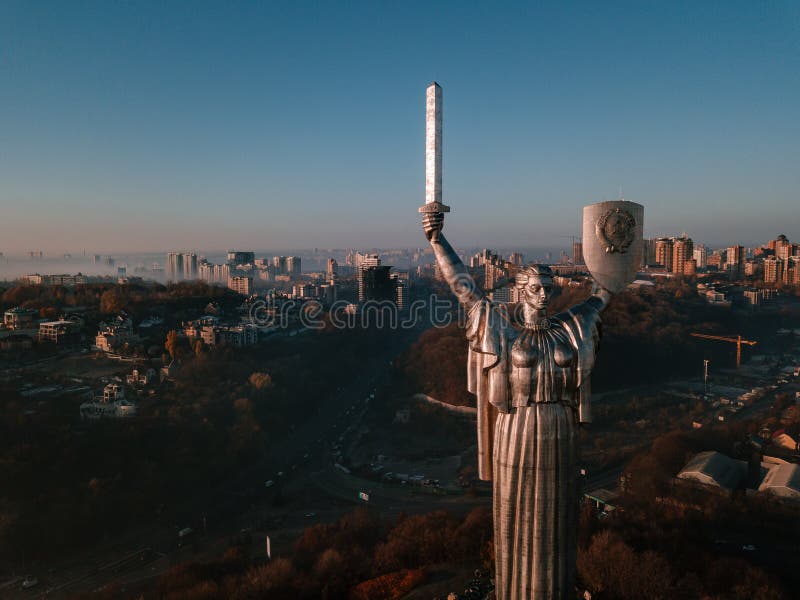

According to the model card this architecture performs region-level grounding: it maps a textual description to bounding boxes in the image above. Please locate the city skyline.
[1,2,799,252]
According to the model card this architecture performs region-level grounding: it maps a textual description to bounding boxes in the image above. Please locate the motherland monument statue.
[418,82,643,599]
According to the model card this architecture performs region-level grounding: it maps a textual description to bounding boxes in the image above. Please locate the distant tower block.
[572,241,584,265]
[419,82,450,214]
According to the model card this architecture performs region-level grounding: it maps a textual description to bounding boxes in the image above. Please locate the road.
[582,465,624,494]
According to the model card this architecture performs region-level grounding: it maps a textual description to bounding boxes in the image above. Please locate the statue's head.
[515,264,554,310]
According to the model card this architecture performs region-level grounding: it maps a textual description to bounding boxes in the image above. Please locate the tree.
[240,559,298,599]
[350,569,426,600]
[312,548,348,599]
[165,330,181,359]
[249,372,273,390]
[100,289,123,315]
[578,530,674,599]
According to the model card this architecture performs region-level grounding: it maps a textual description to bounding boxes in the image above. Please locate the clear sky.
[1,1,798,254]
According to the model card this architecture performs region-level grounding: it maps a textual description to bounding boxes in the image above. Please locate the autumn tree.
[249,372,274,390]
[397,323,473,407]
[100,288,123,315]
[165,330,182,359]
[578,530,674,599]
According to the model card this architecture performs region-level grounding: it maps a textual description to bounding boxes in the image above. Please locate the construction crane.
[690,333,757,369]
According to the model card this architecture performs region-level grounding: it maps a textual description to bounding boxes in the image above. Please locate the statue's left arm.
[589,286,612,312]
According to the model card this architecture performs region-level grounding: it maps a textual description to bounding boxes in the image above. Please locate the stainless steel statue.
[419,83,643,599]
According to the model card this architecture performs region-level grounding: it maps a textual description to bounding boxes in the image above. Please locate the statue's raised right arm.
[422,212,484,310]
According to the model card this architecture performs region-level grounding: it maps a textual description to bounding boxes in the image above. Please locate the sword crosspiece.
[419,82,450,214]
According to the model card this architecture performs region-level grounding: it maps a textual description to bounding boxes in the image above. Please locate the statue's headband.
[515,265,554,287]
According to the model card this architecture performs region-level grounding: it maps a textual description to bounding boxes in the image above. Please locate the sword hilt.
[418,201,451,214]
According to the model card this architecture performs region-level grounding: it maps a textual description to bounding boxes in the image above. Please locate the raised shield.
[582,200,644,293]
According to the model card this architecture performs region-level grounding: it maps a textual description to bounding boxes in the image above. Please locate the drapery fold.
[465,298,601,481]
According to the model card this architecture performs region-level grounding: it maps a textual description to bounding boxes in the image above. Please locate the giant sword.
[418,82,450,215]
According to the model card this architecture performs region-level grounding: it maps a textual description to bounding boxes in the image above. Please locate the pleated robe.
[465,297,602,600]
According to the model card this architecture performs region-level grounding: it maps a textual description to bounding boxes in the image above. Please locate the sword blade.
[425,82,442,206]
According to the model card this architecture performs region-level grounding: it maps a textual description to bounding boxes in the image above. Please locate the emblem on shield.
[595,208,636,253]
[582,200,644,293]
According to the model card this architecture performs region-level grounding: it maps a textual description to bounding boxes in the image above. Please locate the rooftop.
[678,450,747,491]
[4,307,38,315]
[758,463,800,499]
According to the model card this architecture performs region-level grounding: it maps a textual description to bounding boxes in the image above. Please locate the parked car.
[177,527,194,548]
[21,576,38,590]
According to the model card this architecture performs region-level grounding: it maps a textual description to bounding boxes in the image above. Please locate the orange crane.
[690,333,757,369]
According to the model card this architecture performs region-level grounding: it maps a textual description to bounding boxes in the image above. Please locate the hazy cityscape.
[2,2,799,600]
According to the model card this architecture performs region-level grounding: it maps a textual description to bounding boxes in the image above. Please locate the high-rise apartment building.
[391,272,408,311]
[693,244,708,269]
[642,238,657,266]
[672,237,693,275]
[198,261,212,283]
[744,261,760,277]
[357,255,382,302]
[707,253,723,270]
[727,245,744,278]
[182,253,198,280]
[772,235,790,259]
[469,249,498,269]
[572,241,584,266]
[166,252,184,281]
[764,257,782,284]
[353,251,380,271]
[199,262,230,285]
[788,257,800,285]
[359,265,395,303]
[227,251,255,265]
[655,238,673,271]
[361,254,380,269]
[485,257,509,291]
[228,276,253,296]
[775,239,797,262]
[326,258,338,281]
[286,256,302,276]
[272,256,287,274]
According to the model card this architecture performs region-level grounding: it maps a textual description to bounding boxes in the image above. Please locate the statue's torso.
[508,323,578,407]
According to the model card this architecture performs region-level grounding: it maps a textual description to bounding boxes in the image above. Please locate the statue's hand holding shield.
[582,200,644,293]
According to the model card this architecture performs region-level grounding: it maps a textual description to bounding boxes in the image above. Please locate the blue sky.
[1,1,798,253]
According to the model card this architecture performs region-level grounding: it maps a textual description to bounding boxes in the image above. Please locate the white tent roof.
[758,463,800,499]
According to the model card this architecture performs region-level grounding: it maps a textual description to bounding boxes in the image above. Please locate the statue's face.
[521,275,553,310]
